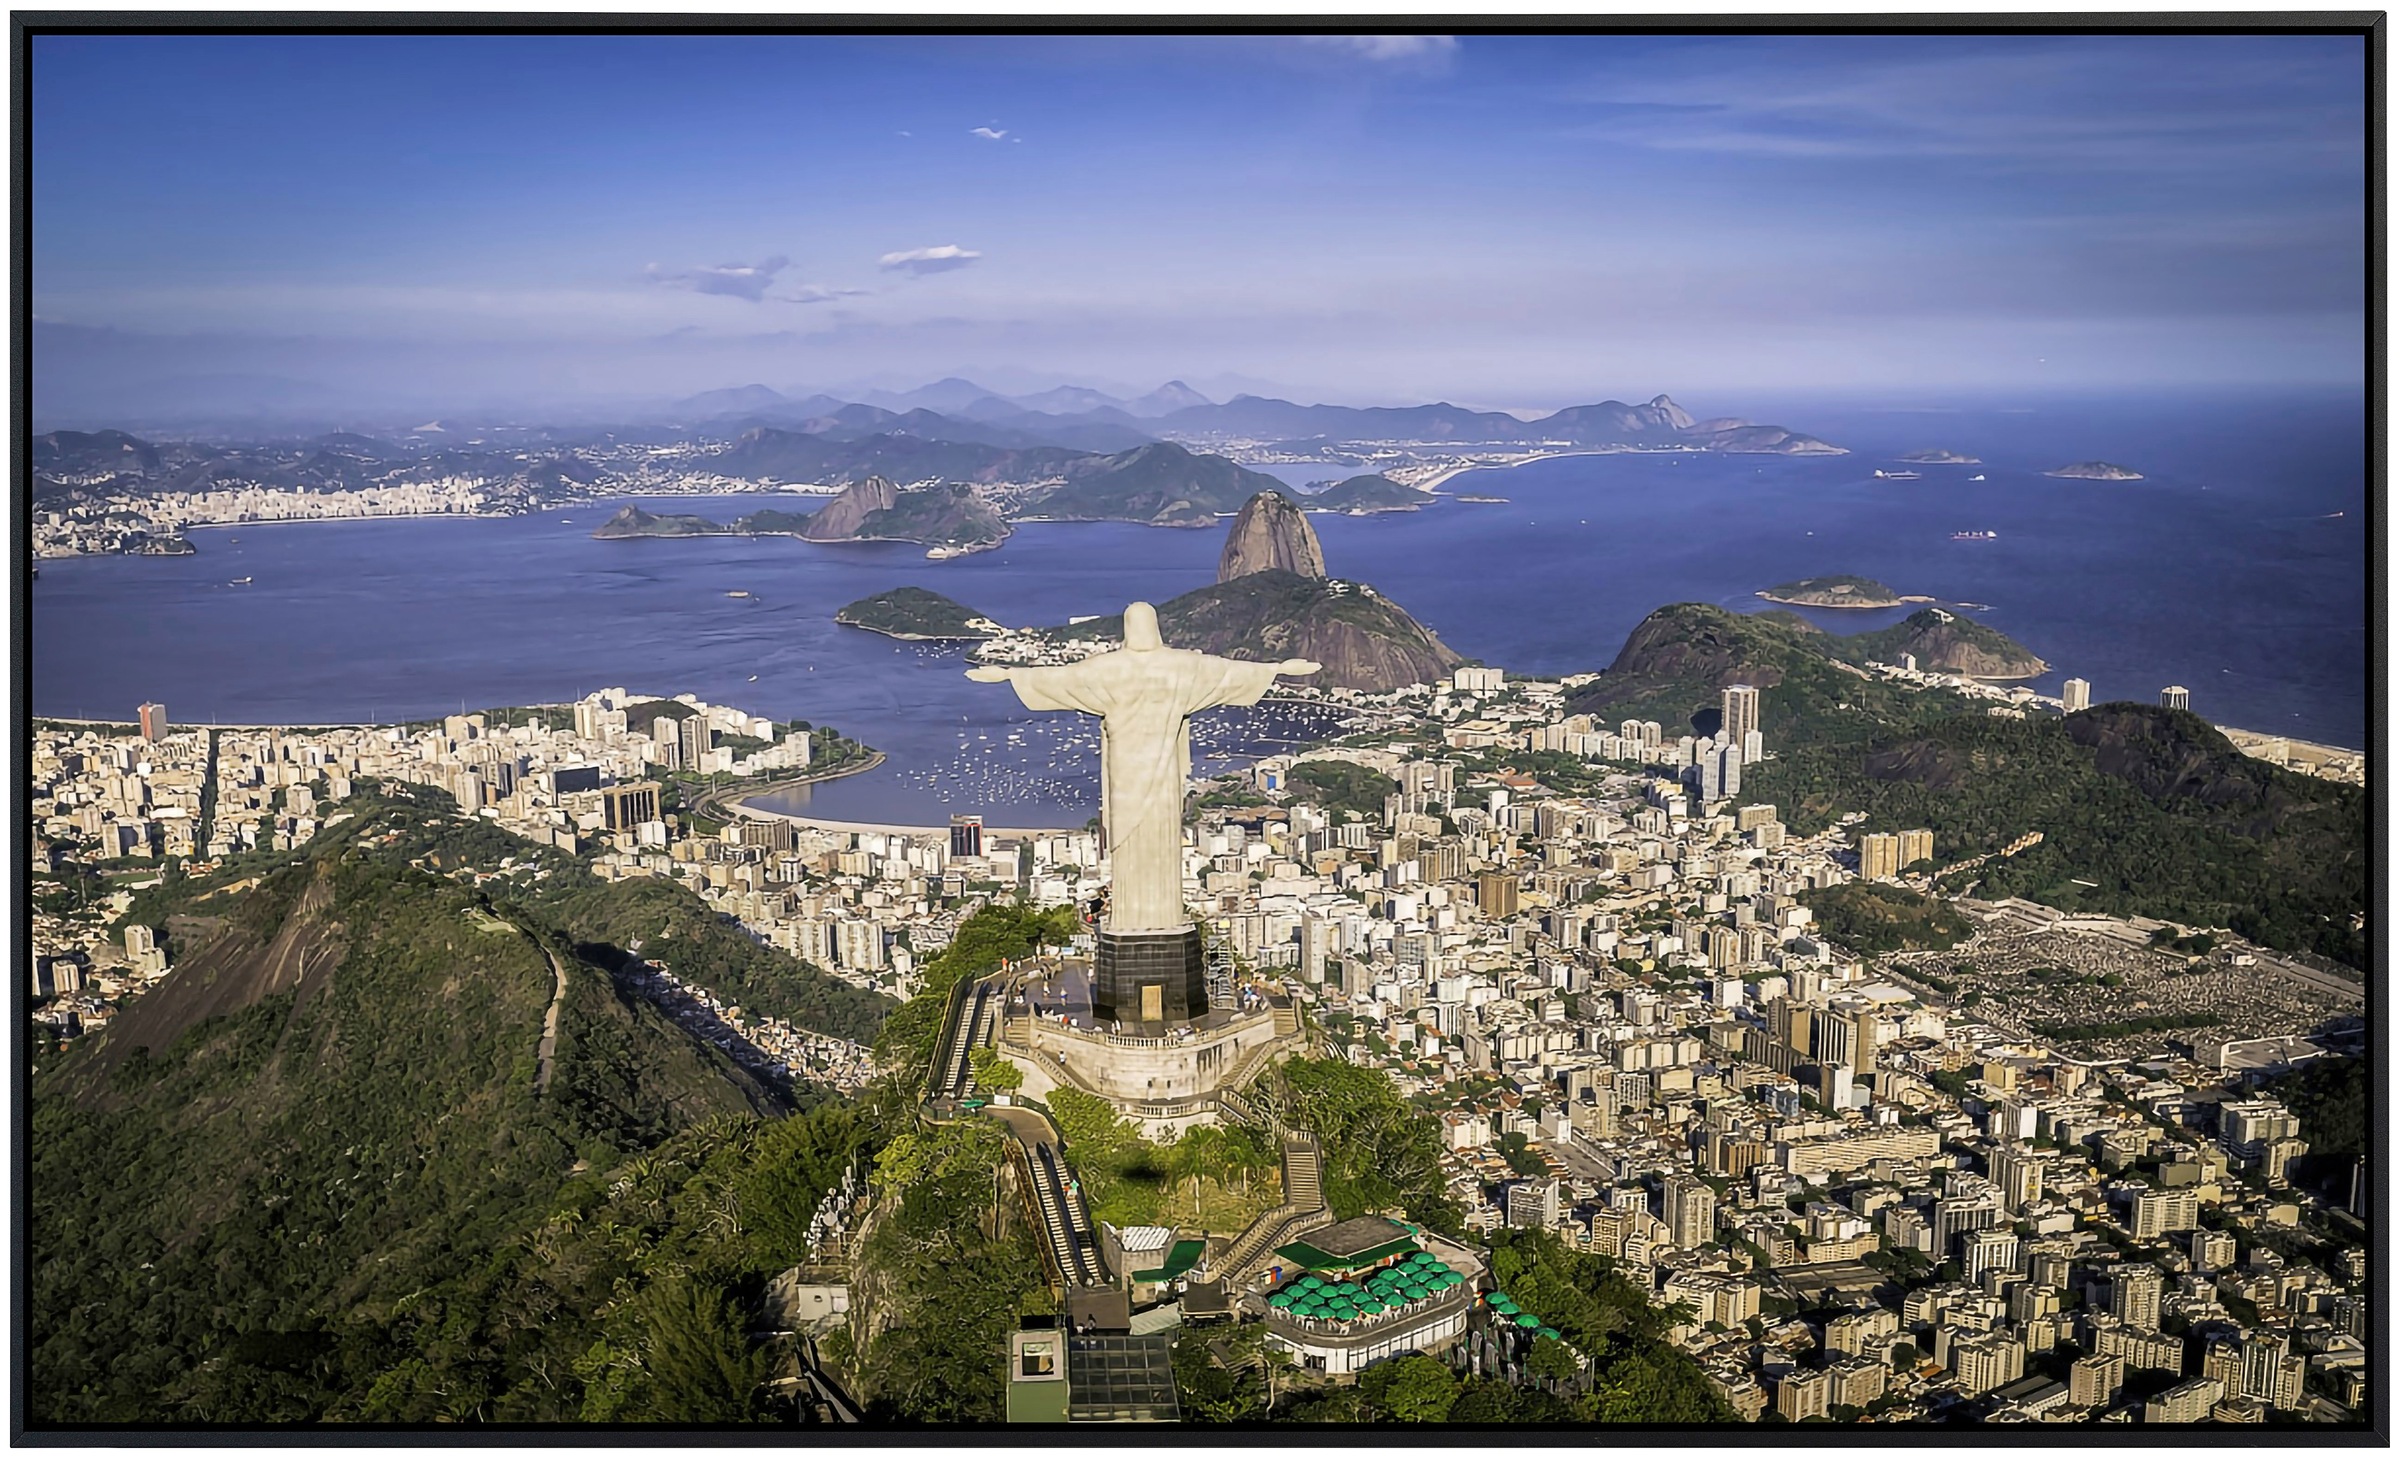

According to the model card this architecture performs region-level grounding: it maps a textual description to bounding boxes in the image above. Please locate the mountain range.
[668,382,1844,456]
[36,383,1844,518]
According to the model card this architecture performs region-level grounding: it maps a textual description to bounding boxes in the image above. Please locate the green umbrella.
[1269,1292,1295,1308]
[1538,1327,1561,1341]
[1358,1297,1388,1316]
[1489,1296,1518,1314]
[1515,1313,1543,1330]
[1299,1276,1324,1291]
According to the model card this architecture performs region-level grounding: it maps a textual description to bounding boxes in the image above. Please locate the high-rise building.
[1897,828,1934,870]
[1988,1144,2045,1211]
[950,814,985,860]
[1775,1368,1831,1423]
[1933,1192,1998,1255]
[2238,1335,2305,1410]
[602,781,661,831]
[2062,678,2092,714]
[1720,684,1760,754]
[1663,1175,1717,1250]
[1776,1362,1824,1419]
[1477,870,1518,919]
[2132,1187,2199,1239]
[137,702,168,742]
[2160,685,2191,711]
[1856,832,1901,881]
[679,714,713,769]
[2145,1377,2224,1424]
[1962,1228,2023,1283]
[1506,1177,1562,1229]
[2070,1352,2125,1409]
[2109,1265,2164,1331]
[2190,1229,2236,1272]
[1950,1331,2026,1396]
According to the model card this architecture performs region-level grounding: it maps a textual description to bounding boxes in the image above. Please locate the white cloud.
[645,255,793,303]
[878,245,983,276]
[1303,35,1458,65]
[969,125,1009,141]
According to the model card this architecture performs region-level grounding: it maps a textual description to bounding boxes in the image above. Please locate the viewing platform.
[994,955,1305,1140]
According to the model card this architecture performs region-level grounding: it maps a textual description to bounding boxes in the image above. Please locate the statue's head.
[1124,601,1163,651]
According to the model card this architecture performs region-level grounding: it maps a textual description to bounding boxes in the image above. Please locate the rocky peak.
[1648,394,1696,430]
[1218,490,1327,583]
[798,474,900,541]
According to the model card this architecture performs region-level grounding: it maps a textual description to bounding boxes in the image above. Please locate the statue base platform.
[996,955,1304,1142]
[1092,926,1206,1029]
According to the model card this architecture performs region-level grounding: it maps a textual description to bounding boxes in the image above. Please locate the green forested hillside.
[1800,881,1973,954]
[31,842,783,1422]
[33,853,1059,1425]
[1567,603,1962,744]
[1745,707,2365,967]
[235,788,898,1043]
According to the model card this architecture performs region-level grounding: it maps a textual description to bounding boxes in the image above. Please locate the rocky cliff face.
[1218,491,1327,582]
[799,474,900,540]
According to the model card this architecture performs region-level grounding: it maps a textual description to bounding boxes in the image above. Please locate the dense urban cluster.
[28,658,2368,1426]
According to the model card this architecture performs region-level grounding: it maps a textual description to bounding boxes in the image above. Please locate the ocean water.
[30,391,2367,826]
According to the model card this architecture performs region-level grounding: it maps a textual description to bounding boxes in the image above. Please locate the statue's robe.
[988,647,1292,932]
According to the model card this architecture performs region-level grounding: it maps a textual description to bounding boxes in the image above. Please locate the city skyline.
[31,29,2368,420]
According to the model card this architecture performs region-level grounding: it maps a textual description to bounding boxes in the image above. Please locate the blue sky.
[31,31,2368,417]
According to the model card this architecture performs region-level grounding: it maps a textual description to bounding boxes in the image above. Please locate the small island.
[1304,473,1436,514]
[2046,461,2144,481]
[1896,449,1981,465]
[1454,493,1510,504]
[835,586,1002,640]
[1758,574,1905,609]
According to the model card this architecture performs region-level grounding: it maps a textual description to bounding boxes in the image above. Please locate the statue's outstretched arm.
[965,666,1012,682]
[1279,660,1322,677]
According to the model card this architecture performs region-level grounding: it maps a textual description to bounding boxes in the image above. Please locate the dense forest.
[1799,881,1972,954]
[32,880,1065,1424]
[1744,708,2365,967]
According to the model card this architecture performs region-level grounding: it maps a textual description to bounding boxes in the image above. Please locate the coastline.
[180,510,514,530]
[833,616,993,643]
[1754,590,1909,610]
[1415,449,1619,493]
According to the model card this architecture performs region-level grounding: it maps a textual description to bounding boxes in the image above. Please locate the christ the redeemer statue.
[969,602,1318,936]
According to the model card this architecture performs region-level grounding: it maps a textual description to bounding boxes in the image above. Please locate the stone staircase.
[1211,1133,1331,1280]
[1280,1134,1323,1213]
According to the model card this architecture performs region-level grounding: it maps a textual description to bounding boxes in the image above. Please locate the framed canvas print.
[15,14,2380,1441]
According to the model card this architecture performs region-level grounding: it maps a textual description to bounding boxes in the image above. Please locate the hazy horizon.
[33,31,2368,425]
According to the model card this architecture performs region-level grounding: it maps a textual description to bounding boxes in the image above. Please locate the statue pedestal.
[1092,926,1206,1028]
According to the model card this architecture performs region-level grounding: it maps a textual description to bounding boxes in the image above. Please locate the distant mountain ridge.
[39,385,1848,521]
